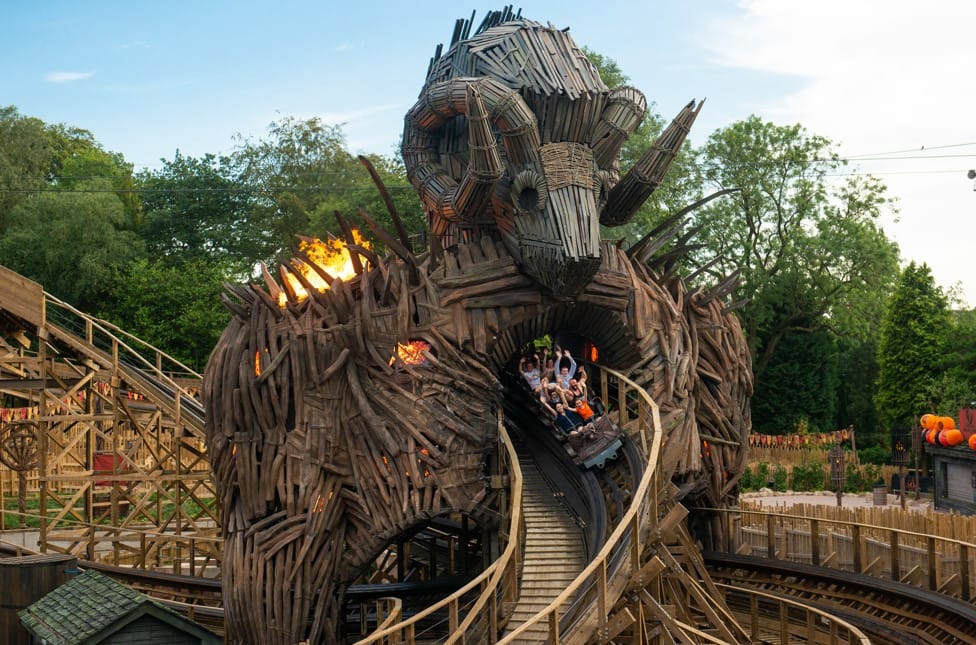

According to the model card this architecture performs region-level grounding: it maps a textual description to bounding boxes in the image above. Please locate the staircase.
[504,465,586,641]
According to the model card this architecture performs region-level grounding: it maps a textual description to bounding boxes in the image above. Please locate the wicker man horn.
[402,19,701,296]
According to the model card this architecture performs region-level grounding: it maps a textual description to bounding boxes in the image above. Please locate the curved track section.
[706,551,976,644]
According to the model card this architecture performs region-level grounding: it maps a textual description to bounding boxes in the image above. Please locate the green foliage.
[99,259,232,372]
[752,326,838,434]
[137,152,263,278]
[740,462,772,492]
[693,117,899,439]
[0,105,100,232]
[843,461,882,493]
[771,464,789,491]
[875,262,952,428]
[0,180,144,312]
[858,444,889,466]
[789,461,826,491]
[697,120,900,364]
[229,116,425,265]
[835,336,883,446]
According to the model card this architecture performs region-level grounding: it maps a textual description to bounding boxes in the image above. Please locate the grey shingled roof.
[19,569,187,644]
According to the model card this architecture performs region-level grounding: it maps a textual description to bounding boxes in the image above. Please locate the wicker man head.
[402,18,699,296]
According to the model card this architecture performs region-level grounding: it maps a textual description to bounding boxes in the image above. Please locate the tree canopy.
[875,262,953,428]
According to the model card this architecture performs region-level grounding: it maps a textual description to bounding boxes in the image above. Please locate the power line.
[845,142,976,158]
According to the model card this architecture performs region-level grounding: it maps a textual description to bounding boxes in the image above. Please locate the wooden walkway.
[504,464,586,641]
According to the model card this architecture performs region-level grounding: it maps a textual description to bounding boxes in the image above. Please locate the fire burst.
[392,340,431,366]
[278,231,371,307]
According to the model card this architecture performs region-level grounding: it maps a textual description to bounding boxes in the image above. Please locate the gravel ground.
[740,489,933,512]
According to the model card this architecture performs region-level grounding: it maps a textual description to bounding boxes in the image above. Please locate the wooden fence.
[714,505,976,603]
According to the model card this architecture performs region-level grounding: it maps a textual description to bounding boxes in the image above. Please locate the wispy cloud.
[702,0,976,304]
[44,71,95,83]
[333,42,364,52]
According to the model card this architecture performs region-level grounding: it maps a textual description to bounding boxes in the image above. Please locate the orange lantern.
[968,434,976,450]
[920,413,937,430]
[926,429,938,444]
[939,416,956,430]
[938,431,949,446]
[943,429,963,447]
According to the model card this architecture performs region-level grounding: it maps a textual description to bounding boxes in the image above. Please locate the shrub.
[790,461,826,491]
[772,464,789,491]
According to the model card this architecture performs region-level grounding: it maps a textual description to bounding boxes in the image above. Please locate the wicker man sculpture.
[204,10,752,644]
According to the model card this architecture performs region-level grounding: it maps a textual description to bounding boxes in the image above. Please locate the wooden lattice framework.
[0,266,219,573]
[204,12,752,644]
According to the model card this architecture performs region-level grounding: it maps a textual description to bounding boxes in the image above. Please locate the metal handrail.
[497,363,663,643]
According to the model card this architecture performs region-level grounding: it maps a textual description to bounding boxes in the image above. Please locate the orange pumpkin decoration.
[938,416,956,430]
[943,429,963,447]
[920,413,937,430]
[926,429,939,444]
[968,434,976,450]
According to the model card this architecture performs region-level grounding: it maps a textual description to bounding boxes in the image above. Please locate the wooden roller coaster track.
[0,265,217,570]
[5,266,974,643]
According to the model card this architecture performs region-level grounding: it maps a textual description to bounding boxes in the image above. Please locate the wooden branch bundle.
[203,14,753,644]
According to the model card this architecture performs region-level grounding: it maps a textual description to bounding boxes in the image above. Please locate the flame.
[280,231,371,306]
[391,340,431,366]
[702,440,710,459]
[254,351,262,377]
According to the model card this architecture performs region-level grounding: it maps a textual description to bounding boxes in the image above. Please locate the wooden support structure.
[0,270,217,573]
[201,12,753,644]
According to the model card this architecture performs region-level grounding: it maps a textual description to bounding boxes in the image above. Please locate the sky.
[3,0,975,305]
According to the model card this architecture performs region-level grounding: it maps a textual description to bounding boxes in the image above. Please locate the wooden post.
[960,544,971,602]
[851,524,862,573]
[890,530,900,582]
[810,518,820,566]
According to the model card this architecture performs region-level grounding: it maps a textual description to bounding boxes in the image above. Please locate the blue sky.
[4,1,976,305]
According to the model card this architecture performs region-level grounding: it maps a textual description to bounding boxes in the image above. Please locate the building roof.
[19,569,217,644]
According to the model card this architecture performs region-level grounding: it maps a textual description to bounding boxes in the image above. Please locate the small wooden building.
[0,554,77,645]
[929,444,976,515]
[19,569,220,645]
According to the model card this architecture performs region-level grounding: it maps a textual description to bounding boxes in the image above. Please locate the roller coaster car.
[567,416,623,470]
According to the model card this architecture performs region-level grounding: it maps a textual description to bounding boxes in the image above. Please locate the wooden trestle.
[0,265,218,573]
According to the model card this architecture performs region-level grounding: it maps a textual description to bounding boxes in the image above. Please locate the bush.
[858,444,889,465]
[843,462,882,492]
[790,461,826,491]
[772,464,789,491]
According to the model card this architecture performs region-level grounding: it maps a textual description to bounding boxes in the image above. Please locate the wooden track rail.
[357,364,671,643]
[706,551,976,644]
[715,582,870,645]
[708,506,976,602]
[497,364,663,643]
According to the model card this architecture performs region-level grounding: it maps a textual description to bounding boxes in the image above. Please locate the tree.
[875,262,952,429]
[695,118,900,367]
[691,117,900,440]
[59,147,142,228]
[100,258,231,372]
[137,152,263,278]
[229,117,424,265]
[0,106,102,232]
[0,179,144,312]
